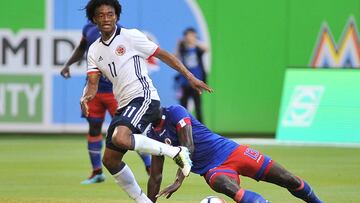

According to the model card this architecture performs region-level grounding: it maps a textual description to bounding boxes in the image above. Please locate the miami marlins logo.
[310,16,360,68]
[115,45,126,56]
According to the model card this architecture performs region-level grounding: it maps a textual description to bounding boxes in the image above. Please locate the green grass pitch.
[0,135,359,203]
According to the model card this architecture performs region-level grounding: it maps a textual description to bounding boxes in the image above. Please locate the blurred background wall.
[198,0,360,134]
[0,0,359,137]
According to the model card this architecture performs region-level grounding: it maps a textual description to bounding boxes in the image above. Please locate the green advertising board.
[277,69,360,143]
[0,74,43,123]
[0,0,45,33]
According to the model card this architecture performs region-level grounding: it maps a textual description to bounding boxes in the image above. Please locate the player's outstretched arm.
[154,49,213,94]
[155,122,195,199]
[148,155,165,202]
[60,37,87,78]
[177,125,195,156]
[156,168,185,200]
[80,73,99,117]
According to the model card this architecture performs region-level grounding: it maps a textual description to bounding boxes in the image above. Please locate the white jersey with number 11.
[87,26,160,109]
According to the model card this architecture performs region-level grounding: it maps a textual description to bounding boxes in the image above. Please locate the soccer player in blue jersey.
[147,105,323,203]
[60,22,151,184]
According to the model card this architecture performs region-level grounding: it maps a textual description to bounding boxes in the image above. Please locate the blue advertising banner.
[0,0,210,132]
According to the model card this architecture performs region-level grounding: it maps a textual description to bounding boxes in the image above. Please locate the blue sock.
[88,136,103,172]
[235,189,269,203]
[138,152,151,168]
[289,179,323,203]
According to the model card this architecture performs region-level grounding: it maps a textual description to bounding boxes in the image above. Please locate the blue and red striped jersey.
[147,105,238,175]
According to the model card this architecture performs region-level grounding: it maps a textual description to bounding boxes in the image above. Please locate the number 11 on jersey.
[108,62,117,77]
[123,106,136,118]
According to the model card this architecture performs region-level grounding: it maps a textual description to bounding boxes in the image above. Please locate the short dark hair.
[85,0,122,23]
[183,27,197,36]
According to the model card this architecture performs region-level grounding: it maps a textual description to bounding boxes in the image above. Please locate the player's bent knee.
[208,176,222,192]
[209,175,239,198]
[111,133,131,149]
[111,127,132,149]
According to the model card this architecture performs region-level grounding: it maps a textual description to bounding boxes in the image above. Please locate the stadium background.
[1,0,360,202]
[1,0,360,137]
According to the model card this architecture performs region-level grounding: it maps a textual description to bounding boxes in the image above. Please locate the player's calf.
[234,189,269,203]
[212,177,268,203]
[264,162,322,203]
[263,162,301,189]
[88,122,103,136]
[102,148,125,175]
[288,177,323,203]
[205,173,269,203]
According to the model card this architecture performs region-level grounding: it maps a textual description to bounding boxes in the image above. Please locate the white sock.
[113,164,152,202]
[133,134,180,158]
[135,192,152,203]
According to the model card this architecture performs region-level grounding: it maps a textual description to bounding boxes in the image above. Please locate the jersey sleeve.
[82,23,93,39]
[168,106,192,131]
[130,29,159,59]
[87,48,100,75]
[82,24,88,37]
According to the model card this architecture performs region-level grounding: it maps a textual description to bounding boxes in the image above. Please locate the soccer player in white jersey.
[80,0,213,202]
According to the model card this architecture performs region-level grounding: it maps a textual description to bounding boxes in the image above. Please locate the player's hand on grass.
[80,96,91,117]
[60,66,71,78]
[189,77,213,94]
[156,180,182,199]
